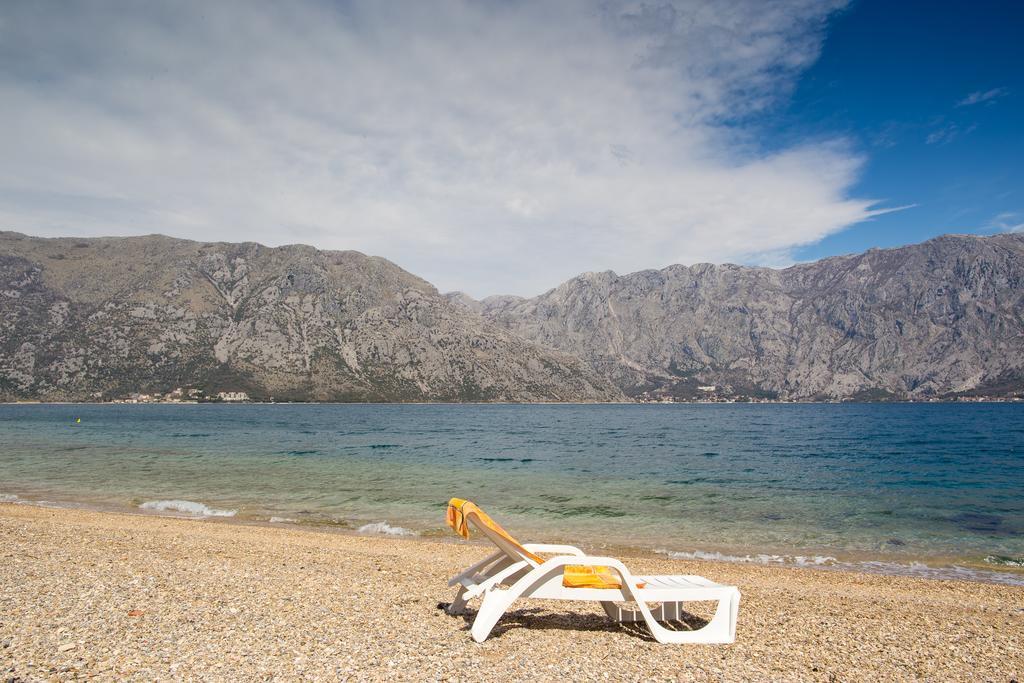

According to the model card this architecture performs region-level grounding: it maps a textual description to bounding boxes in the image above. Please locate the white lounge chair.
[445,499,740,644]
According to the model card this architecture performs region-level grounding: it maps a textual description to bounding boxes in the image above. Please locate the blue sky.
[0,0,1020,295]
[781,0,1024,261]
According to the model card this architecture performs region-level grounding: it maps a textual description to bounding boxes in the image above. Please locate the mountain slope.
[0,232,622,402]
[456,233,1024,400]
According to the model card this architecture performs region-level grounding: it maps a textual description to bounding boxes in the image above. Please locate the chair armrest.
[538,554,634,577]
[462,560,530,599]
[522,543,585,556]
[551,555,627,568]
[447,550,504,586]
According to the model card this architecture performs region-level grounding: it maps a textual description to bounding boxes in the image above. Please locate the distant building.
[697,385,717,392]
[217,391,250,402]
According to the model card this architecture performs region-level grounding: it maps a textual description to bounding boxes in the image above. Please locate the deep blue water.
[1,403,1022,580]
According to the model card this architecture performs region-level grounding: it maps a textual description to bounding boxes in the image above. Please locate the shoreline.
[2,503,1022,680]
[4,397,1024,404]
[4,494,1023,588]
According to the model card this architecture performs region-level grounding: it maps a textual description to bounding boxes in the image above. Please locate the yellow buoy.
[75,417,81,423]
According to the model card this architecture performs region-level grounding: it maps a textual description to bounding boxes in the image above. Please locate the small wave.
[368,444,399,449]
[139,500,237,517]
[985,554,1024,568]
[269,516,298,524]
[480,456,539,464]
[558,505,627,518]
[1,496,84,510]
[657,549,1024,586]
[640,495,673,502]
[357,521,414,536]
[281,450,319,456]
[846,560,1024,586]
[541,495,572,504]
[658,549,836,566]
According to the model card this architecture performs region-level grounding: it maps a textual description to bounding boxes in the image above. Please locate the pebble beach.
[2,503,1022,681]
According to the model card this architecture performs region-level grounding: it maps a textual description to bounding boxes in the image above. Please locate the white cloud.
[0,0,882,296]
[926,124,958,145]
[956,87,1008,107]
[988,212,1024,233]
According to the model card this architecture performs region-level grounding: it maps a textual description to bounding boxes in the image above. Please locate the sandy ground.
[1,504,1022,682]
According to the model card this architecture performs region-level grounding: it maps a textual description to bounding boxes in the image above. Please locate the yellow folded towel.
[446,498,644,590]
[562,564,627,589]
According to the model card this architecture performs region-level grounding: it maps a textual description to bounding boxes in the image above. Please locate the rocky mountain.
[0,232,622,402]
[6,230,1023,403]
[450,233,1024,400]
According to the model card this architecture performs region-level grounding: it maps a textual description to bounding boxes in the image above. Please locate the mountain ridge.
[3,230,1023,402]
[449,232,1024,400]
[0,231,622,402]
[449,232,1003,303]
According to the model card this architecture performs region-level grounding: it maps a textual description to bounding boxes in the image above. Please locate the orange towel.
[446,498,643,590]
[446,497,543,563]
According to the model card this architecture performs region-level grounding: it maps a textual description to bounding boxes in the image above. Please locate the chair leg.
[447,585,470,615]
[603,591,740,644]
[645,590,740,644]
[470,589,516,643]
[601,601,628,621]
[728,588,740,641]
[601,601,681,623]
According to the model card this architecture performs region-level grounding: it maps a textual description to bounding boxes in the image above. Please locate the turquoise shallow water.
[1,403,1022,582]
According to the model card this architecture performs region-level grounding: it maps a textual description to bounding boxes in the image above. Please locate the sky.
[0,1,1021,297]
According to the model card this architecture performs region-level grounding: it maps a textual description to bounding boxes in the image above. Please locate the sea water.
[1,403,1021,583]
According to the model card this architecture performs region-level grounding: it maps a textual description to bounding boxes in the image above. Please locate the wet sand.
[1,503,1022,681]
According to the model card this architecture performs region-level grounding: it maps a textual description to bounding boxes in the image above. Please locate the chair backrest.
[448,498,543,566]
[465,507,543,566]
